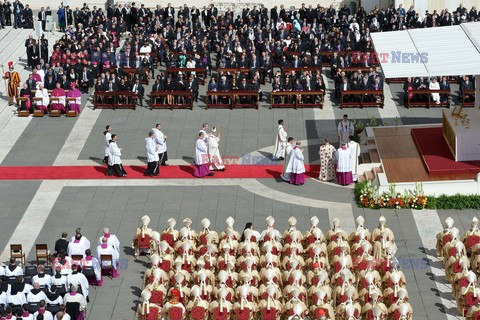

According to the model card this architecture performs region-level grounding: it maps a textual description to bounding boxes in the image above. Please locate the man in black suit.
[132,78,144,106]
[439,76,451,103]
[54,232,69,256]
[78,66,93,93]
[38,6,47,30]
[462,75,475,102]
[186,75,199,102]
[12,0,23,28]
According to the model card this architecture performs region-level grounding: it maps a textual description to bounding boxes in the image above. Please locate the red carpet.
[0,164,321,180]
[411,127,480,175]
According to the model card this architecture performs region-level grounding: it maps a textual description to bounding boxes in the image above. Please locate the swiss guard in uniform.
[3,61,20,106]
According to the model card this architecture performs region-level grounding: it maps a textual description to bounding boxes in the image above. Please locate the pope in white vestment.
[35,84,50,114]
[337,116,354,145]
[347,138,361,181]
[336,145,353,186]
[208,127,225,171]
[429,78,441,104]
[281,139,294,181]
[285,142,306,185]
[273,120,288,160]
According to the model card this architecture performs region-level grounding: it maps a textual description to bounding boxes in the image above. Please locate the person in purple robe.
[67,82,82,113]
[51,82,66,113]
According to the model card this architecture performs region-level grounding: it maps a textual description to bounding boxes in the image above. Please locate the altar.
[443,109,480,161]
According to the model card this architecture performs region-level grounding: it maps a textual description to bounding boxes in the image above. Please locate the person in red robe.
[51,82,66,113]
[67,82,82,113]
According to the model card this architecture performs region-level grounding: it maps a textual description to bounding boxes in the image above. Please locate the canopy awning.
[371,22,480,78]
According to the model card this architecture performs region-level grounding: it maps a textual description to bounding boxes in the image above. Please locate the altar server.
[194,131,213,177]
[208,127,225,171]
[273,119,287,160]
[83,249,102,286]
[335,143,353,186]
[103,125,112,164]
[281,137,295,181]
[199,123,209,142]
[107,134,127,177]
[145,131,159,176]
[153,123,168,166]
[347,135,361,181]
[66,265,89,300]
[286,141,306,185]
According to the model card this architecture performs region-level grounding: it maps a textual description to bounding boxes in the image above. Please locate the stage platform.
[373,126,477,183]
[411,127,480,175]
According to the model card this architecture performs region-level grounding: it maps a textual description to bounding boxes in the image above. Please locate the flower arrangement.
[355,181,428,210]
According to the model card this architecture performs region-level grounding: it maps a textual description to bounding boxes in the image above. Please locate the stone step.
[369,148,380,163]
[373,166,383,174]
[365,170,375,181]
[361,152,372,164]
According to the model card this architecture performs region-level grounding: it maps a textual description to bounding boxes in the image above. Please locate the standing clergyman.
[347,135,361,181]
[335,143,353,186]
[145,131,159,176]
[153,123,168,166]
[286,141,306,185]
[208,127,225,171]
[337,114,354,145]
[273,119,287,160]
[281,137,294,181]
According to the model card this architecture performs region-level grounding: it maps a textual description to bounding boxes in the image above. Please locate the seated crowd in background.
[20,1,479,109]
[403,75,475,104]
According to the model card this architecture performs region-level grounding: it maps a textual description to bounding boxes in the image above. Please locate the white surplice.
[195,138,209,165]
[336,147,352,173]
[337,120,354,145]
[273,125,287,159]
[67,241,87,258]
[81,256,102,281]
[153,127,167,154]
[66,272,90,298]
[208,134,225,170]
[285,147,305,174]
[104,132,112,157]
[145,137,159,163]
[98,234,120,253]
[281,142,294,181]
[107,141,122,166]
[347,140,361,178]
[96,244,119,270]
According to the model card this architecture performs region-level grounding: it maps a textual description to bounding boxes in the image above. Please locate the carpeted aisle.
[0,164,321,180]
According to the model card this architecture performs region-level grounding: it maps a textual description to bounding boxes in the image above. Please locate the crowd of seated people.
[403,75,475,104]
[20,1,479,110]
[334,67,384,103]
[436,217,480,318]
[134,214,413,319]
[272,69,326,104]
[0,227,121,319]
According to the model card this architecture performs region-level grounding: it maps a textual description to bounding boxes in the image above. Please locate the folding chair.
[35,244,50,266]
[10,244,25,265]
[100,254,114,278]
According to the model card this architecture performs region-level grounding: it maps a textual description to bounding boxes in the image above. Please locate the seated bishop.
[96,237,120,278]
[98,227,120,253]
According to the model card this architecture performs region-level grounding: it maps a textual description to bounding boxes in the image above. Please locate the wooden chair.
[49,97,62,117]
[16,97,30,117]
[66,97,78,117]
[32,97,45,117]
[100,254,113,278]
[10,244,25,265]
[35,244,49,266]
[71,254,83,262]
